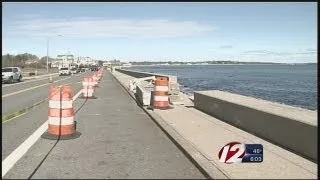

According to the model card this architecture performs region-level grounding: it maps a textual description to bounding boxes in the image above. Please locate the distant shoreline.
[130,63,316,67]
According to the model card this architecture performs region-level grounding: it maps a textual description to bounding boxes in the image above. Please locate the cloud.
[6,17,216,39]
[305,48,317,52]
[239,49,317,63]
[243,49,317,56]
[219,45,233,49]
[298,48,318,54]
[243,50,293,56]
[295,52,317,55]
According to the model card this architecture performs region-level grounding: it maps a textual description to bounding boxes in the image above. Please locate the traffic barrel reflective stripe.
[49,100,73,109]
[153,76,169,109]
[48,85,75,136]
[155,86,169,91]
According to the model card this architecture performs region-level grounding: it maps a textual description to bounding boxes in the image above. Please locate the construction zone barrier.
[97,72,102,81]
[81,76,96,99]
[97,70,102,80]
[92,74,99,87]
[153,76,169,109]
[42,85,81,140]
[128,80,133,91]
[49,76,53,83]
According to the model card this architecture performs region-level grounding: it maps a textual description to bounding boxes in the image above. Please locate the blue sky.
[2,2,317,63]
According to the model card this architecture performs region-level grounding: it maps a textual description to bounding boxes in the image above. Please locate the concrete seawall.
[194,90,317,161]
[116,68,177,82]
[112,69,317,179]
[117,68,317,161]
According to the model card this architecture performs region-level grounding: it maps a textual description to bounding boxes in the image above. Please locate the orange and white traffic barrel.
[128,80,133,91]
[97,72,101,81]
[82,77,94,98]
[49,76,53,83]
[92,74,98,87]
[95,74,100,85]
[153,76,169,109]
[48,85,75,136]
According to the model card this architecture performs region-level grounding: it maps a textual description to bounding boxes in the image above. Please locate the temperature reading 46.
[253,149,262,154]
[218,142,263,164]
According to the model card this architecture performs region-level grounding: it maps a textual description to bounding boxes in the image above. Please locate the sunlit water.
[127,64,317,110]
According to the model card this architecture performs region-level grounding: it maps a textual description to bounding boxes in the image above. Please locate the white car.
[59,67,71,76]
[2,67,23,84]
[70,68,77,74]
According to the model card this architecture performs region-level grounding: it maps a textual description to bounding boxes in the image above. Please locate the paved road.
[2,72,92,117]
[3,74,60,92]
[3,71,206,179]
[2,73,90,161]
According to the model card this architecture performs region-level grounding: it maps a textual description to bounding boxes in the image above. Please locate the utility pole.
[46,38,49,73]
[47,35,62,73]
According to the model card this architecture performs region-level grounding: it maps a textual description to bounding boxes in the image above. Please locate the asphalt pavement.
[3,71,206,179]
[2,73,89,161]
[2,72,92,117]
[3,75,60,94]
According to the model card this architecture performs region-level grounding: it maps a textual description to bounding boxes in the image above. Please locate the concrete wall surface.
[194,90,317,161]
[136,84,153,106]
[116,68,177,84]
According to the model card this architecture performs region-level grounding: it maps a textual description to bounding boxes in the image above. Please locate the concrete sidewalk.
[112,70,317,179]
[4,72,206,179]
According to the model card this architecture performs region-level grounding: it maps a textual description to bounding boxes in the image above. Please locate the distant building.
[52,54,74,68]
[25,59,38,65]
[122,63,132,67]
[76,56,98,66]
[103,62,111,67]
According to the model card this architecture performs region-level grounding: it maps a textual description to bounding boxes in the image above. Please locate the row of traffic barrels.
[44,67,104,139]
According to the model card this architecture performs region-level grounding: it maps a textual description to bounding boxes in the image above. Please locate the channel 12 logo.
[218,142,263,164]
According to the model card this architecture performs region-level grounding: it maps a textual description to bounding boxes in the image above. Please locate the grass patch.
[2,99,47,123]
[2,114,16,121]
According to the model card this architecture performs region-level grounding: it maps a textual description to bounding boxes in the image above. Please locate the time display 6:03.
[242,154,263,163]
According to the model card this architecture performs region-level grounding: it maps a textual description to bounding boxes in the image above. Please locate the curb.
[109,71,230,179]
[2,99,48,123]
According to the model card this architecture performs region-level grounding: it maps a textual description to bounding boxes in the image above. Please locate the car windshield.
[2,68,13,72]
[60,68,68,70]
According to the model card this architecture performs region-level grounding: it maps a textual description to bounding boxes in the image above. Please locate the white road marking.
[2,99,48,124]
[2,77,71,98]
[2,111,29,124]
[2,81,83,124]
[2,72,84,94]
[1,88,83,177]
[2,74,59,88]
[1,122,48,178]
[73,90,83,101]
